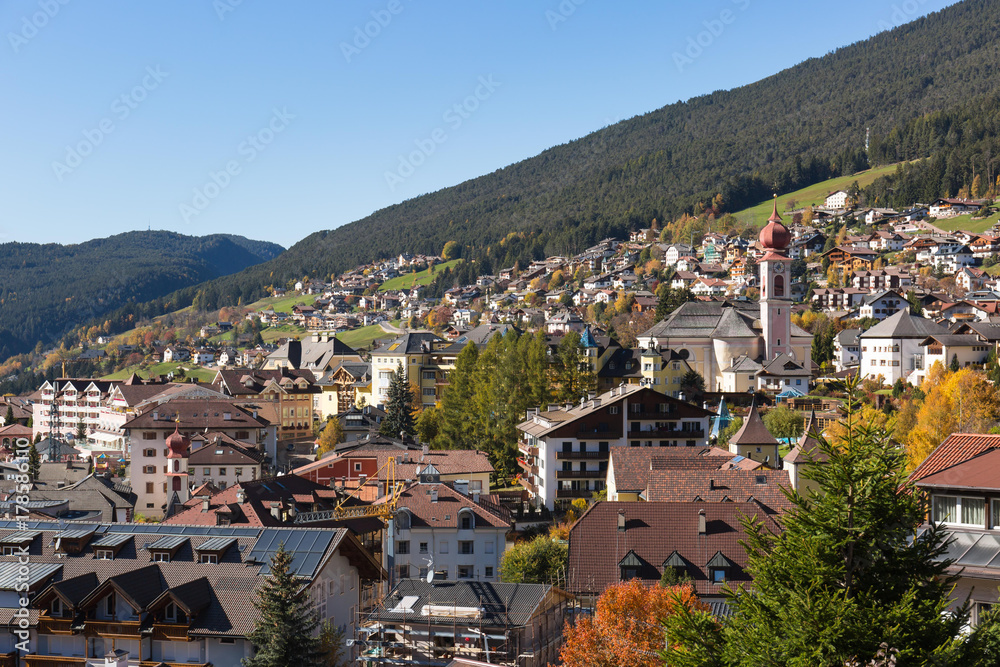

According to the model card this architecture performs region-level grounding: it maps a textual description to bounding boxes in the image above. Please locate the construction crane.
[294,455,405,524]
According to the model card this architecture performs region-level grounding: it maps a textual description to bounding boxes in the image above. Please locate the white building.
[825,190,850,209]
[858,310,949,385]
[389,471,510,584]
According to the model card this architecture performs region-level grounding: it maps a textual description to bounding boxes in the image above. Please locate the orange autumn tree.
[558,579,706,667]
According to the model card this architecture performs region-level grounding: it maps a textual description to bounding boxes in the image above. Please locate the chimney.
[547,404,560,412]
[430,488,438,503]
[698,509,707,535]
[105,649,129,667]
[236,488,246,504]
[270,502,281,520]
[202,497,211,512]
[588,392,596,400]
[421,444,429,458]
[617,510,626,532]
[454,479,469,496]
[592,398,601,408]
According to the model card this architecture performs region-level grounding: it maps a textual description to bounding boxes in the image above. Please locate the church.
[637,198,813,393]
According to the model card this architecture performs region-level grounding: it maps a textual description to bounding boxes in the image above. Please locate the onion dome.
[759,195,791,251]
[165,423,190,459]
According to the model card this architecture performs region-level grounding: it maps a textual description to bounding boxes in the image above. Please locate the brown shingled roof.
[567,501,780,597]
[728,401,778,447]
[609,447,735,493]
[644,468,792,513]
[386,483,511,529]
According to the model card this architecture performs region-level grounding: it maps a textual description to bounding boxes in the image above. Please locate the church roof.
[641,301,811,341]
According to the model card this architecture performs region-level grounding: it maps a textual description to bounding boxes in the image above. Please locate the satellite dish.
[426,569,435,584]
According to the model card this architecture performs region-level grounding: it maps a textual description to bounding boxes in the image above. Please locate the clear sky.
[0,0,956,247]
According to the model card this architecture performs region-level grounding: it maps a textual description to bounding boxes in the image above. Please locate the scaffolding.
[352,587,571,667]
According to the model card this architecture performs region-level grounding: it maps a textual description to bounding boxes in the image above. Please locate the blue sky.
[1,0,955,247]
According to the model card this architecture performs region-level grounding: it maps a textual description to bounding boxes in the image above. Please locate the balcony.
[627,428,705,439]
[556,470,605,479]
[517,458,538,475]
[83,619,141,637]
[23,657,87,667]
[150,623,192,642]
[557,488,593,498]
[37,617,74,635]
[555,450,607,460]
[519,478,538,495]
[518,443,538,458]
[574,428,622,440]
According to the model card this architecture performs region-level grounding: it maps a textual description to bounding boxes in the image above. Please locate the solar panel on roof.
[55,528,95,540]
[0,562,61,591]
[249,529,336,578]
[196,537,236,553]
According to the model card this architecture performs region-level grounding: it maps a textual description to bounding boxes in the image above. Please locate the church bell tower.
[758,196,793,360]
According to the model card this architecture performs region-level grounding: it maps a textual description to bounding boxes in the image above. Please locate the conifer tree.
[27,442,40,481]
[379,362,415,439]
[437,342,479,448]
[3,405,13,426]
[244,543,324,667]
[666,376,998,666]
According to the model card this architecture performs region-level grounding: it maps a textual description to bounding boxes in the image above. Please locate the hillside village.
[3,192,1000,664]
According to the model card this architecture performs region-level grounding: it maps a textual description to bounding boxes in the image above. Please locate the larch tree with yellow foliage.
[904,364,1000,469]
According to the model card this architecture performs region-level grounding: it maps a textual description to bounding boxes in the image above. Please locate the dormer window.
[163,602,187,624]
[104,594,116,618]
[50,599,63,618]
[95,549,114,560]
[153,552,170,563]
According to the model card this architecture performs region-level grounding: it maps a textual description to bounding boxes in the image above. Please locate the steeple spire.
[768,194,782,223]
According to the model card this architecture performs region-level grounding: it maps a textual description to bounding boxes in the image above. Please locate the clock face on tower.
[773,262,784,273]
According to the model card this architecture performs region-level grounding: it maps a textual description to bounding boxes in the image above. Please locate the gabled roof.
[783,410,828,465]
[609,447,735,493]
[911,433,1000,483]
[859,310,950,339]
[644,468,792,513]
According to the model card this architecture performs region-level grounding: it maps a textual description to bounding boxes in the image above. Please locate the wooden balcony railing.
[556,470,605,479]
[150,623,193,642]
[82,619,142,637]
[555,450,607,460]
[23,656,87,667]
[37,617,74,635]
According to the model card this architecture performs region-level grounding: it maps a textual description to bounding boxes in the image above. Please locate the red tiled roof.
[567,501,780,597]
[910,433,1000,482]
[294,444,493,479]
[915,447,1000,491]
[386,483,510,529]
[609,447,735,493]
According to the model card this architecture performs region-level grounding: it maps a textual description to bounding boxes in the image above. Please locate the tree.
[245,543,324,667]
[3,405,12,426]
[27,441,40,481]
[500,535,567,585]
[316,417,344,456]
[717,416,743,447]
[441,241,461,260]
[679,370,706,403]
[667,376,994,666]
[950,353,960,372]
[415,405,441,444]
[318,621,349,667]
[75,416,87,443]
[762,405,804,441]
[560,579,704,667]
[437,342,479,449]
[379,362,415,439]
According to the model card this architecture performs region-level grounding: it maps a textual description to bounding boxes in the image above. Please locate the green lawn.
[337,321,401,350]
[260,324,307,343]
[103,361,216,383]
[732,163,903,226]
[378,259,462,292]
[246,292,317,314]
[932,211,1000,234]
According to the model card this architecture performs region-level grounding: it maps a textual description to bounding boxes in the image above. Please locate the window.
[440,542,449,554]
[50,599,63,617]
[485,541,495,554]
[218,468,227,476]
[710,568,726,584]
[143,466,156,474]
[165,602,177,622]
[934,495,985,526]
[234,467,243,477]
[457,566,472,579]
[152,552,170,563]
[397,564,409,579]
[202,468,211,476]
[609,406,619,415]
[423,371,435,380]
[236,431,249,440]
[95,549,113,560]
[423,388,436,396]
[459,541,474,555]
[105,595,116,617]
[145,483,154,494]
[354,463,362,472]
[142,432,156,440]
[460,513,473,530]
[200,554,218,564]
[397,541,410,554]
[1,546,19,556]
[143,448,155,457]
